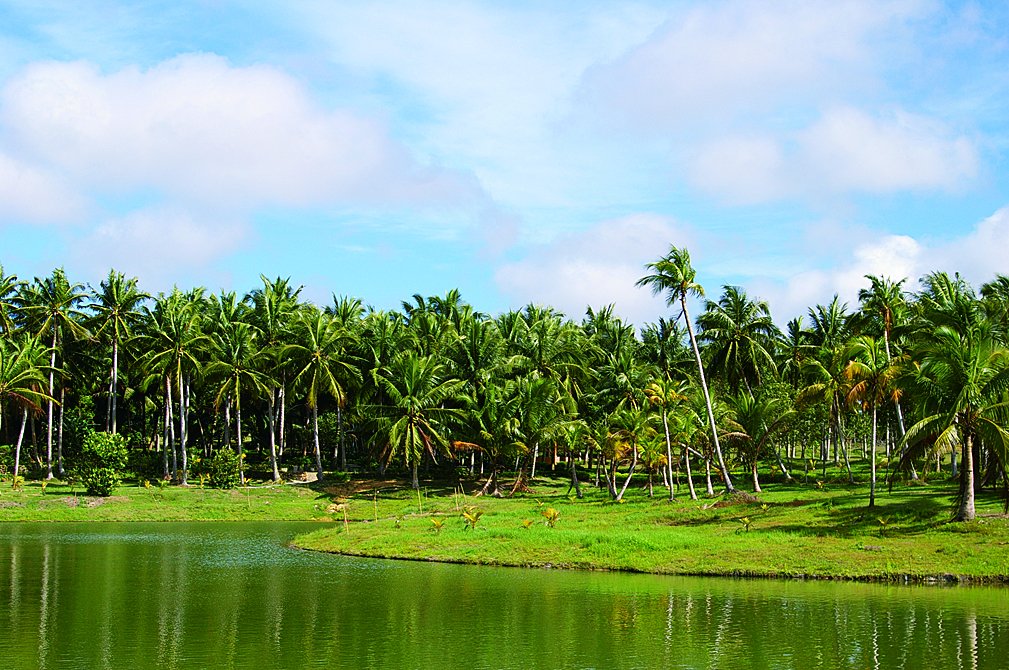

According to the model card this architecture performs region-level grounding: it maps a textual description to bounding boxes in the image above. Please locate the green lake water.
[1,521,1007,669]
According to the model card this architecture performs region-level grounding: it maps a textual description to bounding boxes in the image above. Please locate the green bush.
[208,449,242,489]
[126,449,163,481]
[73,432,128,496]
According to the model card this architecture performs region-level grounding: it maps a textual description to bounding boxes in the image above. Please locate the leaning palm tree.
[637,246,735,492]
[286,310,361,481]
[899,322,1009,521]
[89,270,149,434]
[15,269,88,479]
[372,353,466,489]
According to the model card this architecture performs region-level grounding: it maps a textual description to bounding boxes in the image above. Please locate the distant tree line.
[1,248,1007,520]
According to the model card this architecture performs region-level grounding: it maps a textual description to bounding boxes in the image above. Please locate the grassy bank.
[0,478,334,521]
[292,468,1009,582]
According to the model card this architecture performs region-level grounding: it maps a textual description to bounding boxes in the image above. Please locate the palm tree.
[845,336,903,507]
[644,376,689,501]
[372,352,466,489]
[797,345,856,482]
[637,246,735,492]
[726,393,796,493]
[15,269,88,479]
[205,321,265,485]
[0,264,24,336]
[287,310,360,481]
[249,276,302,481]
[697,285,780,394]
[0,336,53,479]
[89,270,149,434]
[141,290,208,484]
[899,321,1009,521]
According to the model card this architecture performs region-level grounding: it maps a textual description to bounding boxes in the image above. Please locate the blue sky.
[1,0,1009,324]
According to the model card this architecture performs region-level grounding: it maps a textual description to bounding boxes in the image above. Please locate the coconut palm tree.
[845,335,903,507]
[15,269,88,479]
[0,336,53,479]
[205,321,265,484]
[89,270,149,434]
[697,285,780,394]
[637,245,735,492]
[0,264,23,336]
[287,310,361,481]
[726,392,796,493]
[644,375,689,501]
[372,352,466,489]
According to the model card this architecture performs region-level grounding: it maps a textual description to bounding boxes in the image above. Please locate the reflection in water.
[0,522,1008,669]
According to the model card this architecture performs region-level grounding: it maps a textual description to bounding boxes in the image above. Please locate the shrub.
[208,449,242,489]
[73,432,128,496]
[126,449,163,481]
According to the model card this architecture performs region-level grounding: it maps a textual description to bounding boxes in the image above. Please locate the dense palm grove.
[1,247,1007,522]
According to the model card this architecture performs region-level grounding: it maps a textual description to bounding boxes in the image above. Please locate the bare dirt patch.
[0,500,24,509]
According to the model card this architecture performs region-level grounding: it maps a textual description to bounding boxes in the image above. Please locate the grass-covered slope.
[293,470,1009,582]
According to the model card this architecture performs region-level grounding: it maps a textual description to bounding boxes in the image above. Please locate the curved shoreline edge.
[288,541,1009,586]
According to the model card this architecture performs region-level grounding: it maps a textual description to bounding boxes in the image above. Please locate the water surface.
[1,522,1006,669]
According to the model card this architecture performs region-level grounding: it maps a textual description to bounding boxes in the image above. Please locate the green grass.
[292,466,1009,582]
[0,478,335,522]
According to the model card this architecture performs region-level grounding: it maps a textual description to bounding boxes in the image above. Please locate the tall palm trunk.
[223,393,231,452]
[267,388,280,481]
[338,404,346,470]
[278,383,286,457]
[162,380,170,479]
[957,431,975,521]
[751,460,761,493]
[57,386,66,477]
[236,389,245,485]
[178,373,190,485]
[615,444,638,501]
[13,409,27,480]
[530,442,539,478]
[681,294,734,492]
[869,404,877,507]
[46,328,56,479]
[411,460,419,490]
[110,340,119,434]
[312,404,324,482]
[661,409,676,501]
[683,443,697,500]
[168,378,177,480]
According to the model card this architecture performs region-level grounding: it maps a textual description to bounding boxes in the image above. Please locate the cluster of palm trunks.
[0,247,1005,521]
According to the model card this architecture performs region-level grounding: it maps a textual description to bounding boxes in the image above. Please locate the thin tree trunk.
[869,404,877,507]
[180,374,190,485]
[278,383,286,457]
[615,444,637,501]
[111,340,119,434]
[46,328,56,479]
[530,442,539,478]
[163,379,170,479]
[57,386,65,477]
[267,388,280,481]
[662,409,676,502]
[411,460,419,490]
[957,432,975,521]
[684,444,697,500]
[681,295,734,492]
[13,409,27,479]
[237,390,245,485]
[338,404,346,470]
[224,393,231,452]
[838,413,854,484]
[752,461,761,493]
[169,379,177,481]
[312,403,324,482]
[570,455,582,499]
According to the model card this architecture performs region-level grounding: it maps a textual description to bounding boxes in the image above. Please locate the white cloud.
[691,108,977,203]
[70,207,247,286]
[747,206,1009,321]
[0,53,484,209]
[494,213,690,323]
[0,150,85,223]
[580,0,922,130]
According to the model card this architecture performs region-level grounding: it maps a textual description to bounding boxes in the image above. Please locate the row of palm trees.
[1,250,1007,521]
